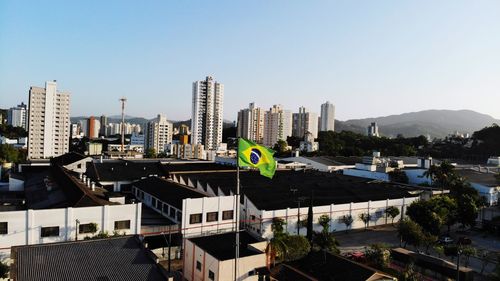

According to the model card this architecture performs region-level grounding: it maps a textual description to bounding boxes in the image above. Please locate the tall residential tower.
[191,76,224,150]
[146,114,173,154]
[263,105,292,147]
[27,81,70,159]
[320,101,335,132]
[292,107,318,139]
[237,103,265,144]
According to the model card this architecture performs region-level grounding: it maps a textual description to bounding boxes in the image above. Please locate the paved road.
[334,225,500,276]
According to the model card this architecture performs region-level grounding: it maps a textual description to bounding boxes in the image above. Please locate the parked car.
[439,236,454,244]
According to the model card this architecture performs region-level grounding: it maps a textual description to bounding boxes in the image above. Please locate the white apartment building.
[320,101,335,132]
[263,105,292,147]
[292,106,319,139]
[146,114,173,154]
[237,102,265,144]
[191,76,224,151]
[367,122,380,137]
[27,81,70,159]
[7,102,27,129]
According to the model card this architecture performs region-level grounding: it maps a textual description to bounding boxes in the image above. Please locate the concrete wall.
[342,169,390,181]
[8,177,24,191]
[404,169,432,185]
[245,197,419,239]
[471,183,498,206]
[0,203,141,259]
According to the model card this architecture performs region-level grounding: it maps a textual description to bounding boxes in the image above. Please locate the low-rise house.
[457,168,500,206]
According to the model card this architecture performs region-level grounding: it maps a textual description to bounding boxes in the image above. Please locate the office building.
[191,76,224,150]
[146,114,173,154]
[320,101,335,132]
[237,102,265,143]
[367,122,380,137]
[292,106,318,139]
[27,81,70,159]
[263,104,292,147]
[7,102,27,129]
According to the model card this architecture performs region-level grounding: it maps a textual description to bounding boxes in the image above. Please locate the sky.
[1,0,500,121]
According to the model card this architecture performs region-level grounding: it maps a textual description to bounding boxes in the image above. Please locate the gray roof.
[456,169,499,187]
[12,236,166,281]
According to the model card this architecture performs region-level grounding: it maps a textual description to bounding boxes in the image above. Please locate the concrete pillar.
[102,205,110,233]
[135,202,142,235]
[65,207,73,241]
[26,209,34,245]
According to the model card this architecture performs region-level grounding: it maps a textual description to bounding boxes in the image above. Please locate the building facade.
[87,116,100,139]
[237,102,265,144]
[99,115,107,136]
[320,101,335,132]
[367,122,380,137]
[27,81,70,159]
[292,106,319,139]
[191,76,224,150]
[7,102,27,129]
[263,105,292,147]
[146,114,173,154]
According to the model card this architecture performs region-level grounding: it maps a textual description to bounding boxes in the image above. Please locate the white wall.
[470,183,498,206]
[8,177,24,191]
[342,169,390,181]
[404,169,432,185]
[249,197,419,239]
[0,203,142,259]
[182,196,238,238]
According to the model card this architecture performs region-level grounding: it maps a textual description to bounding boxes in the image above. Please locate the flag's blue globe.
[250,148,261,165]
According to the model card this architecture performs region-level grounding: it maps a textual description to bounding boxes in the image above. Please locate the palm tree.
[266,236,288,267]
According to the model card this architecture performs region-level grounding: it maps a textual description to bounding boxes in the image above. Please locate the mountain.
[337,110,500,138]
[70,116,150,125]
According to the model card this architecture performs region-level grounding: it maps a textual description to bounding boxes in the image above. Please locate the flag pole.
[235,138,240,281]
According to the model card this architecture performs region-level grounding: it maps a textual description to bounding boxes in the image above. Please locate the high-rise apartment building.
[99,115,107,136]
[292,107,318,139]
[367,122,380,137]
[237,102,265,144]
[191,76,224,150]
[7,102,28,129]
[87,116,100,139]
[263,105,292,147]
[27,81,70,159]
[320,101,335,132]
[146,114,173,154]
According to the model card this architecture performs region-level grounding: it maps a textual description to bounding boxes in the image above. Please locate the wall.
[8,177,24,191]
[249,197,419,239]
[471,183,498,206]
[0,203,142,259]
[404,169,432,185]
[342,169,390,181]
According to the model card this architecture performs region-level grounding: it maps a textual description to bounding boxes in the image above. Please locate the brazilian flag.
[238,138,276,179]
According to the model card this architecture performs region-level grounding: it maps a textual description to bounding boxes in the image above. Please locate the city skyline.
[1,1,500,121]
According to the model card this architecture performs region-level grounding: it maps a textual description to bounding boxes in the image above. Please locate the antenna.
[119,97,127,152]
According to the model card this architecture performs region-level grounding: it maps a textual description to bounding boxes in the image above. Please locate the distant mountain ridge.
[336,110,500,138]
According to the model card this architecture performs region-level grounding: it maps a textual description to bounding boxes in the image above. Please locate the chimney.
[91,182,95,191]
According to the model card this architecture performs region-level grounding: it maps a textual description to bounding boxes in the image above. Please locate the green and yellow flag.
[238,138,276,179]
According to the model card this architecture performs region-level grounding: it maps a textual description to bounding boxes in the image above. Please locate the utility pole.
[119,97,127,152]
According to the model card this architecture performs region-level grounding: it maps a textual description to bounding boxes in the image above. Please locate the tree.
[456,194,480,228]
[406,199,443,235]
[397,218,424,249]
[0,260,8,279]
[283,235,311,261]
[145,148,157,158]
[312,215,340,255]
[461,246,477,267]
[273,140,289,156]
[421,232,437,254]
[495,172,500,185]
[385,206,400,226]
[365,243,391,269]
[434,245,445,258]
[339,214,353,232]
[359,213,371,230]
[266,218,288,266]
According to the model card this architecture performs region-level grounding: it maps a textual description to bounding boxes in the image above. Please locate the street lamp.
[75,219,80,241]
[456,246,463,281]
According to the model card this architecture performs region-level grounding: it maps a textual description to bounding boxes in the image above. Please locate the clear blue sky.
[1,0,499,121]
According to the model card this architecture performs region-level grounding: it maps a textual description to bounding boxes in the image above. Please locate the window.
[79,223,97,234]
[41,226,59,237]
[169,206,176,218]
[114,220,130,230]
[222,210,234,220]
[0,222,7,234]
[196,261,202,271]
[151,198,157,208]
[206,212,218,222]
[208,270,215,280]
[77,163,82,169]
[190,214,202,224]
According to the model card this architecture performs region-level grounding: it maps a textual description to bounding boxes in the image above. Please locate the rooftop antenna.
[119,97,127,152]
